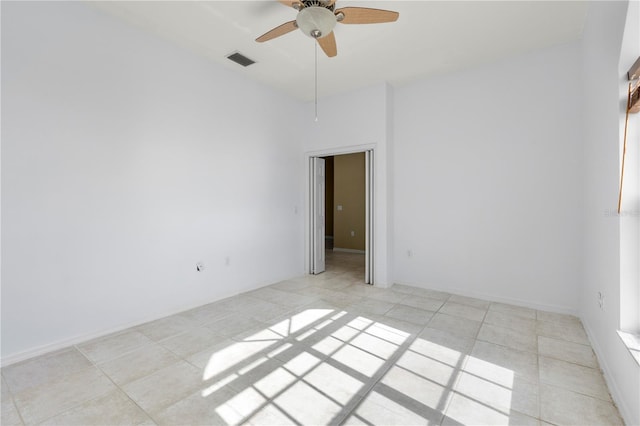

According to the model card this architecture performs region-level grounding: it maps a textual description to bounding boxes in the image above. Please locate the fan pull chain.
[314,41,318,122]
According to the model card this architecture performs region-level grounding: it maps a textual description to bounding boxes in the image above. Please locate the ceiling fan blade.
[256,20,298,42]
[317,31,337,57]
[336,7,399,25]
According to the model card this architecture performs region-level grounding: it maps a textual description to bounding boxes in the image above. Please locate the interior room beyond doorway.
[322,153,366,280]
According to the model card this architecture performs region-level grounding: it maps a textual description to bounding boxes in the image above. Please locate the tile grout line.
[72,343,159,426]
[3,253,623,426]
[2,371,28,426]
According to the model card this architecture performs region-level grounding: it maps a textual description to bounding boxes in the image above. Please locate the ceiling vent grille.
[226,52,256,67]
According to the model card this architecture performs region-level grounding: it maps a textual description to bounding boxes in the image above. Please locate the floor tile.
[320,291,366,308]
[271,279,314,292]
[136,315,200,341]
[346,298,395,315]
[189,339,276,380]
[177,304,233,326]
[536,320,590,345]
[365,319,416,346]
[342,284,385,298]
[39,390,151,425]
[398,295,446,312]
[465,341,538,386]
[303,362,366,405]
[538,336,597,368]
[367,314,424,337]
[246,299,296,323]
[282,351,323,377]
[122,361,203,415]
[365,289,408,304]
[246,403,297,426]
[395,349,459,387]
[77,329,153,364]
[350,332,402,360]
[234,361,295,398]
[348,389,443,425]
[98,343,180,386]
[427,313,482,339]
[484,310,537,334]
[152,386,237,426]
[1,399,23,426]
[448,294,491,309]
[539,384,623,426]
[477,323,537,353]
[414,327,475,367]
[1,347,92,395]
[1,375,10,400]
[410,287,451,301]
[330,344,386,379]
[273,381,343,425]
[206,313,264,338]
[12,367,115,425]
[2,252,623,426]
[249,287,317,308]
[379,366,452,413]
[440,301,487,322]
[538,356,611,401]
[489,302,537,320]
[443,392,538,426]
[453,371,539,418]
[157,326,223,358]
[390,284,418,295]
[536,310,581,326]
[210,295,265,312]
[384,305,434,326]
[222,387,275,424]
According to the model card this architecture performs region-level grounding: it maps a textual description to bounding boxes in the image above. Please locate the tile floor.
[1,252,624,425]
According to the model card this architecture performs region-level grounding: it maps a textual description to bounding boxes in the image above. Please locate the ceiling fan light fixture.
[296,6,336,39]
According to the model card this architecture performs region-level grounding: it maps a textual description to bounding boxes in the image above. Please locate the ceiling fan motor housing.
[296,5,337,39]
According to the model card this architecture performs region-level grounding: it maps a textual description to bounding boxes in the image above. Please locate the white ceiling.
[92,1,589,101]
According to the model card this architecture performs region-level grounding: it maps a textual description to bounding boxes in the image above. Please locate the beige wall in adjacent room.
[334,152,365,251]
[324,156,334,237]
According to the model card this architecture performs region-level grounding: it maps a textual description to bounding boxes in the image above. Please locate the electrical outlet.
[350,230,355,237]
[597,291,604,309]
[407,249,413,258]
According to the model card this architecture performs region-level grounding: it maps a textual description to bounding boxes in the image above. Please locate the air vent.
[226,52,256,67]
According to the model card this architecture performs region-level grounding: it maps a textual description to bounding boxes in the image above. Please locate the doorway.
[309,150,374,284]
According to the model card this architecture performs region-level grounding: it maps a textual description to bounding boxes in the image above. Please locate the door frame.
[305,145,375,284]
[310,157,326,275]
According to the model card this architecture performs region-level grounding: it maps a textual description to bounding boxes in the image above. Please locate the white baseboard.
[333,247,366,254]
[392,280,578,316]
[582,317,636,426]
[0,279,285,367]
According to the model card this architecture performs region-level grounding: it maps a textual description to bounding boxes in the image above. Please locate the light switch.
[337,205,343,211]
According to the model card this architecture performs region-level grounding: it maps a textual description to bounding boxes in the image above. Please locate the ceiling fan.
[256,0,399,57]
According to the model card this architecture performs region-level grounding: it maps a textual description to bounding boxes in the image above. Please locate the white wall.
[580,1,640,425]
[618,0,640,336]
[302,83,394,286]
[393,42,584,313]
[1,2,304,362]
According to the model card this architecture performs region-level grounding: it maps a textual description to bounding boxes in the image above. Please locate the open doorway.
[309,150,374,284]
